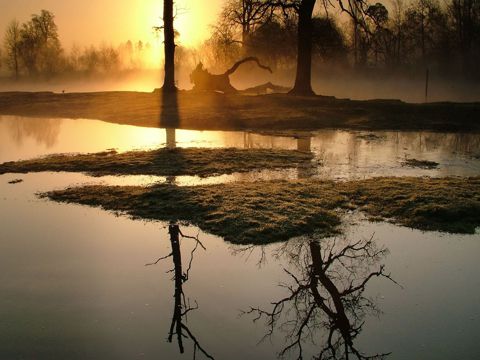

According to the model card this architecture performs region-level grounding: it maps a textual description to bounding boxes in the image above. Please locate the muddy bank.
[41,177,480,244]
[1,91,479,132]
[0,147,313,177]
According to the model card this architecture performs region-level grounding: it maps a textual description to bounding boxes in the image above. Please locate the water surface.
[1,115,480,183]
[0,115,479,359]
[1,177,479,359]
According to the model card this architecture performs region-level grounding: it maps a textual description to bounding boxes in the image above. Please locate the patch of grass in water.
[0,147,313,177]
[41,177,480,244]
[355,133,385,141]
[344,177,480,234]
[402,158,439,169]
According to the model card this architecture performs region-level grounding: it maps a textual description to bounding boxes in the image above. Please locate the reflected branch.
[148,222,214,359]
[246,234,397,359]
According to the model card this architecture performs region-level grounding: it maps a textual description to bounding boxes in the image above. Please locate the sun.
[127,0,218,66]
[137,0,220,49]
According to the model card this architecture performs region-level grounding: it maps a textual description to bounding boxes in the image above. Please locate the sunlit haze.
[0,0,223,48]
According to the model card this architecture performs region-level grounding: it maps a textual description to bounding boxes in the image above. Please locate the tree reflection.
[245,235,398,360]
[146,222,214,359]
[4,116,62,148]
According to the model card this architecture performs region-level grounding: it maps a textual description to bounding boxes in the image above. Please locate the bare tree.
[221,0,274,48]
[266,0,372,95]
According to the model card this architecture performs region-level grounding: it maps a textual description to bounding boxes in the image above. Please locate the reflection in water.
[4,116,62,148]
[297,136,311,152]
[166,128,177,149]
[161,90,179,182]
[160,88,179,151]
[296,135,315,179]
[2,115,480,180]
[146,223,214,359]
[246,235,397,359]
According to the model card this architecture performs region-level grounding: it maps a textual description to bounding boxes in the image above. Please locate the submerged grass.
[402,158,439,169]
[41,177,480,244]
[0,148,313,177]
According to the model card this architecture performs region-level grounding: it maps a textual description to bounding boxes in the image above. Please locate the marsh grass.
[0,148,313,177]
[42,177,480,244]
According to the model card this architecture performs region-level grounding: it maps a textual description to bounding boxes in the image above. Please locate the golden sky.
[0,0,224,48]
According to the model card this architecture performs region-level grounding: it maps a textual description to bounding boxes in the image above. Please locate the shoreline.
[1,90,479,133]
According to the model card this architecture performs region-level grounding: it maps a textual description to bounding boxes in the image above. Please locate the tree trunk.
[289,0,316,96]
[14,51,19,80]
[162,0,176,92]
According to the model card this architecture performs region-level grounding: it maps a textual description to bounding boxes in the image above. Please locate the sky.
[0,0,224,48]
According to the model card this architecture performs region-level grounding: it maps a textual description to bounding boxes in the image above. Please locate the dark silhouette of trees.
[146,223,214,359]
[215,0,318,95]
[207,0,480,90]
[216,0,374,95]
[221,0,274,49]
[247,20,296,68]
[449,0,480,75]
[1,9,63,78]
[3,20,21,79]
[245,235,398,359]
[1,1,479,84]
[18,10,62,77]
[311,17,348,64]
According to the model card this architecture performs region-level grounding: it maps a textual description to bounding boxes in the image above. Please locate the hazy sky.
[0,0,224,48]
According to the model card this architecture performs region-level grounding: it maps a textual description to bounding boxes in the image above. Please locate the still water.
[0,115,479,359]
[1,115,480,182]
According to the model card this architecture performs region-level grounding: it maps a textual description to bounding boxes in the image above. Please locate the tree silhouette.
[221,0,274,49]
[160,0,177,92]
[4,20,21,79]
[290,0,316,95]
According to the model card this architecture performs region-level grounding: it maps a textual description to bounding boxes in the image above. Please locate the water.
[0,115,479,359]
[1,116,480,183]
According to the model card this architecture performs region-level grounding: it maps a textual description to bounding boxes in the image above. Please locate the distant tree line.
[2,2,479,87]
[202,0,480,80]
[1,9,155,79]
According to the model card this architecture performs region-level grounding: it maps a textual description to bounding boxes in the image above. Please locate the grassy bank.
[41,177,480,244]
[0,148,313,177]
[1,91,479,132]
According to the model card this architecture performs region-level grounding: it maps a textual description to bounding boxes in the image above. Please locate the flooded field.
[1,115,479,359]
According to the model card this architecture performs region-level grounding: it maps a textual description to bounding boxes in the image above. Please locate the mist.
[1,2,479,103]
